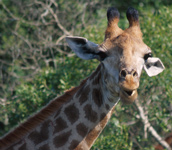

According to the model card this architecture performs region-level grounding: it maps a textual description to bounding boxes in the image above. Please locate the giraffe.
[0,7,165,150]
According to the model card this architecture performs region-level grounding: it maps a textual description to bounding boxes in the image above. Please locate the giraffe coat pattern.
[0,7,164,150]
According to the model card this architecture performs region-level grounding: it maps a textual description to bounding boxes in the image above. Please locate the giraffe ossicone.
[66,7,164,103]
[0,7,164,150]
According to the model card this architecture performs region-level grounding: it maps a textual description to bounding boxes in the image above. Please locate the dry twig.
[135,99,171,150]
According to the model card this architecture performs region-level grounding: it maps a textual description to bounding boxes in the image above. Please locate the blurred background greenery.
[0,0,172,149]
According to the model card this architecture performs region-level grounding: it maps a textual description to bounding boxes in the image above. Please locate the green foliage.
[139,5,172,131]
[92,117,132,150]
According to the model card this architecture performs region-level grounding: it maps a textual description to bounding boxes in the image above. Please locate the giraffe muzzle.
[119,69,139,104]
[120,88,138,104]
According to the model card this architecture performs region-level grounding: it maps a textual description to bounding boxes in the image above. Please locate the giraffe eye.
[144,53,152,61]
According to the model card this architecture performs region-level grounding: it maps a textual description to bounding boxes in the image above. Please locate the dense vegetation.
[0,0,172,149]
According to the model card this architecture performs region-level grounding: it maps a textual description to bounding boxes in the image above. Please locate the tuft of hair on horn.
[126,7,139,27]
[107,7,120,25]
[105,7,123,40]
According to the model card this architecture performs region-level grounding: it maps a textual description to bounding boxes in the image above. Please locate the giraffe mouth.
[123,89,136,96]
[120,88,138,104]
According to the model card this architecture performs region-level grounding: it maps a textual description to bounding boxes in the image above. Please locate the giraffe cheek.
[119,90,138,104]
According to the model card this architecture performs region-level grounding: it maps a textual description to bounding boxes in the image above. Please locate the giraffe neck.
[2,64,120,150]
[74,63,120,149]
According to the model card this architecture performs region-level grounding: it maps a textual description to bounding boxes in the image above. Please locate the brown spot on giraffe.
[64,103,79,124]
[84,104,98,123]
[100,113,106,121]
[53,130,72,148]
[92,88,103,107]
[76,123,89,137]
[6,140,22,150]
[39,144,50,150]
[106,104,110,110]
[68,140,80,150]
[92,69,101,85]
[28,120,50,145]
[54,107,62,119]
[78,85,90,105]
[89,65,101,82]
[6,146,15,150]
[18,143,27,150]
[54,117,68,134]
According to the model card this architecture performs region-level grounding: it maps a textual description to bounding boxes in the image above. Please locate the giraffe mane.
[0,78,88,149]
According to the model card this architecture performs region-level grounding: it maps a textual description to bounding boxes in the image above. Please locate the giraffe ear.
[66,36,107,61]
[144,57,165,77]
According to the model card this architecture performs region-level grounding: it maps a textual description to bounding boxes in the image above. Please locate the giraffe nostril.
[120,69,127,78]
[132,71,138,77]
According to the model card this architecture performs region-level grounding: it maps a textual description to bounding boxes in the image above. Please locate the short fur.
[107,7,120,23]
[0,78,88,149]
[105,7,123,40]
[126,7,139,27]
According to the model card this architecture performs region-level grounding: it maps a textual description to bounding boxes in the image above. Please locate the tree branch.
[135,99,171,150]
[47,5,71,36]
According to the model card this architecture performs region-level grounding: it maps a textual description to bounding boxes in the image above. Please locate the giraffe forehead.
[102,37,148,75]
[103,34,147,60]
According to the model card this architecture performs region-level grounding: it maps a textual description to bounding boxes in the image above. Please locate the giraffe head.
[66,7,165,104]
